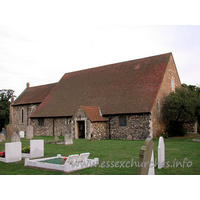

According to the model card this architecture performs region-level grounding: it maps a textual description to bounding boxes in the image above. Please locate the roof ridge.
[63,52,172,76]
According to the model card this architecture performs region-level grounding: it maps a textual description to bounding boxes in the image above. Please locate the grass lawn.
[0,135,200,175]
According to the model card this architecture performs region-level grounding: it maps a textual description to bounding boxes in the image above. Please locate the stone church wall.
[108,114,151,140]
[31,117,71,136]
[12,103,39,133]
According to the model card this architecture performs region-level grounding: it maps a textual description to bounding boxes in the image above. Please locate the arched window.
[157,99,160,113]
[22,109,24,123]
[171,78,175,92]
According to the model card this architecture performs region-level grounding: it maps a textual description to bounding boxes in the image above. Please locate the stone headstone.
[11,132,21,142]
[137,138,154,175]
[127,135,133,140]
[26,125,34,139]
[6,124,14,139]
[64,134,73,145]
[0,134,6,142]
[158,136,165,169]
[19,131,25,138]
[2,128,6,135]
[54,132,59,141]
[148,150,155,175]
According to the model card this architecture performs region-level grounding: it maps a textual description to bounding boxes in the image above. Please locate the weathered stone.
[1,128,6,135]
[54,135,59,141]
[26,125,34,139]
[127,135,133,140]
[11,132,21,142]
[6,124,14,139]
[137,138,154,175]
[0,134,6,142]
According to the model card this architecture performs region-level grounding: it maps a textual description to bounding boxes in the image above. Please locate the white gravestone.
[64,134,73,145]
[148,150,155,175]
[158,136,165,169]
[22,140,44,159]
[0,142,22,163]
[19,131,25,138]
[26,125,34,139]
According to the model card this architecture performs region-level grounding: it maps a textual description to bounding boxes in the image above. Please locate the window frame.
[38,118,44,126]
[21,109,24,124]
[118,116,127,127]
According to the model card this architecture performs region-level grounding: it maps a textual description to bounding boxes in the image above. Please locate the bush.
[166,121,187,137]
[160,131,168,139]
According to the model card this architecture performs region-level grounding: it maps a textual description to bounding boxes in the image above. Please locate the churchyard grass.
[0,135,200,175]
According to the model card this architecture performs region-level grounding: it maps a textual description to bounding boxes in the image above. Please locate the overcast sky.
[0,1,200,98]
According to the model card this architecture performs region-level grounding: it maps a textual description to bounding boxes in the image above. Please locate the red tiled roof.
[30,53,173,118]
[80,106,107,122]
[13,83,57,106]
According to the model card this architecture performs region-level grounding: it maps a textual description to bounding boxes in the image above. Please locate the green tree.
[0,89,15,131]
[162,85,198,136]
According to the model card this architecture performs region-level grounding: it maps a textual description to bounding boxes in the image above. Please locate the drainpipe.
[53,118,55,136]
[109,117,111,139]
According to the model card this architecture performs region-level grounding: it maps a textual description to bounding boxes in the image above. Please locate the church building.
[10,53,182,140]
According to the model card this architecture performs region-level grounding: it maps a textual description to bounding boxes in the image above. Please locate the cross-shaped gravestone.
[137,138,155,175]
[158,136,165,169]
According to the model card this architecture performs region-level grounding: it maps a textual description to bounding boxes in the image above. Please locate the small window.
[119,116,127,127]
[38,118,44,126]
[21,109,24,123]
[65,118,71,125]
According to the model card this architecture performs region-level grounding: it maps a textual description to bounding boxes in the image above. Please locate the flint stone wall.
[12,104,39,132]
[31,118,71,136]
[108,114,151,140]
[91,122,107,140]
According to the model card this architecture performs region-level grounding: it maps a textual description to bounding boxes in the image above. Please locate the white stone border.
[24,154,99,173]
